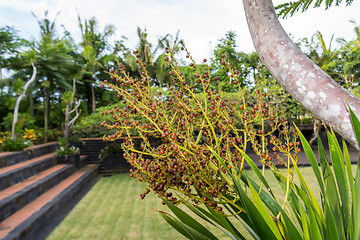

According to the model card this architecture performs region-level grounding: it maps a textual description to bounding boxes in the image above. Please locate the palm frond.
[276,0,354,18]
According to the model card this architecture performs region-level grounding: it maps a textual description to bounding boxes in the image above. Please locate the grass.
[47,174,196,240]
[46,165,357,240]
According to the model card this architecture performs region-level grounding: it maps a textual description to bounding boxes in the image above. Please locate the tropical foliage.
[1,9,360,151]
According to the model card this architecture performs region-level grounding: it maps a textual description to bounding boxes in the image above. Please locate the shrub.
[0,136,32,152]
[1,112,35,133]
[56,138,80,157]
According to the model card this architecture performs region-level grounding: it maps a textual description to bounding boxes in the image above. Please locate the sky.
[0,0,360,63]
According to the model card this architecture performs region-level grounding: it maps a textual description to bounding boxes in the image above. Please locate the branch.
[69,99,81,115]
[242,0,360,150]
[69,100,81,127]
[11,63,37,139]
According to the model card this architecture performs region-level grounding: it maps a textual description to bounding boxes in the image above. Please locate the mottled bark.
[64,79,81,146]
[11,63,37,140]
[242,0,360,149]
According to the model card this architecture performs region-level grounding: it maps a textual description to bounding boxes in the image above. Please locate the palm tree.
[78,15,115,113]
[154,30,183,87]
[337,20,360,90]
[30,11,78,141]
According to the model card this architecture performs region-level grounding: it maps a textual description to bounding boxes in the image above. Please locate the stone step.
[0,153,58,191]
[0,152,30,169]
[0,164,99,240]
[0,143,58,169]
[0,164,76,222]
[99,169,129,177]
[24,142,58,159]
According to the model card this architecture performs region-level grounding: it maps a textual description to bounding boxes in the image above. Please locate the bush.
[1,112,35,133]
[55,138,80,157]
[0,137,32,152]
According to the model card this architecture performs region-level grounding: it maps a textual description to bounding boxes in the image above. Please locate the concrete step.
[0,164,99,240]
[0,164,76,222]
[0,153,58,191]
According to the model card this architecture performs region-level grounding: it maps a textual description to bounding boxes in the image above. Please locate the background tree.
[0,26,23,79]
[211,31,249,92]
[0,26,24,128]
[337,20,360,93]
[78,16,115,113]
[154,30,183,87]
[11,63,36,139]
[30,11,79,141]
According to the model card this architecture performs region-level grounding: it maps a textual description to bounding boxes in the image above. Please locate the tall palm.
[154,30,183,87]
[78,16,115,113]
[337,20,360,89]
[136,27,154,64]
[30,11,78,141]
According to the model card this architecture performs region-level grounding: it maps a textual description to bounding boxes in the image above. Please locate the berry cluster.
[99,44,300,212]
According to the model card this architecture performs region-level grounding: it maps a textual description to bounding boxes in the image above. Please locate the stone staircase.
[79,138,147,176]
[0,142,99,240]
[79,138,106,165]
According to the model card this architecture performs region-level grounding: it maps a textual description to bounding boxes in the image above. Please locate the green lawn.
[47,174,208,240]
[46,165,356,240]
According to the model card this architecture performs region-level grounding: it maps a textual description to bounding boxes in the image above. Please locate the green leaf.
[247,178,283,239]
[240,173,280,216]
[159,211,212,240]
[292,160,324,228]
[324,200,340,240]
[308,203,323,239]
[343,140,354,239]
[159,212,193,239]
[354,155,360,240]
[349,106,360,239]
[273,171,303,225]
[204,204,244,239]
[299,206,310,240]
[240,151,275,198]
[162,199,219,240]
[232,175,282,239]
[328,131,350,236]
[295,125,325,196]
[184,203,243,240]
[349,106,360,149]
[319,137,345,239]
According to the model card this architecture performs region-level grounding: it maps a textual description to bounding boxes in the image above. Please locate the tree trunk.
[29,91,34,117]
[242,0,360,149]
[91,83,96,113]
[11,63,37,140]
[64,104,70,146]
[44,88,49,143]
[64,79,81,146]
